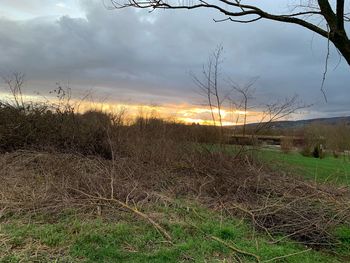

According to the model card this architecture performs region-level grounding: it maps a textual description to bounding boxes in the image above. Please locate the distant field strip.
[256,149,350,185]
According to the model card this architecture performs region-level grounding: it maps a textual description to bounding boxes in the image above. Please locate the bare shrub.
[300,146,312,157]
[1,148,349,249]
[280,136,293,153]
[1,74,349,251]
[0,104,118,158]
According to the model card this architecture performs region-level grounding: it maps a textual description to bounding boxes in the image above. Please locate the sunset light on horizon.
[0,90,264,126]
[1,1,350,261]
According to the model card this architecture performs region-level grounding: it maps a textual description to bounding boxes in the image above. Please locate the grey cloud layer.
[0,1,349,116]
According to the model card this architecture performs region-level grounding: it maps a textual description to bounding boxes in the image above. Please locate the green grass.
[2,147,350,262]
[0,201,347,263]
[255,148,350,186]
[201,144,350,186]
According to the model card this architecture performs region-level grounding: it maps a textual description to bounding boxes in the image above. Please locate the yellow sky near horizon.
[0,91,264,126]
[77,100,264,126]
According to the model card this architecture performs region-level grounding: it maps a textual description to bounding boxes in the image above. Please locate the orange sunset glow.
[85,102,263,126]
[59,99,264,125]
[0,91,263,126]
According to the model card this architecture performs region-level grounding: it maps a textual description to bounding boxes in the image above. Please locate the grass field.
[2,142,350,262]
[255,148,350,186]
[202,144,350,186]
[1,200,348,263]
[1,80,350,262]
[1,148,350,263]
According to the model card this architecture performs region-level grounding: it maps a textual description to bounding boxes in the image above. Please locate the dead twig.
[210,235,261,263]
[70,188,172,241]
[186,220,261,262]
[262,248,312,262]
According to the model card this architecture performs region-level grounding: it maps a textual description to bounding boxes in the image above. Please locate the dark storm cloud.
[0,1,349,117]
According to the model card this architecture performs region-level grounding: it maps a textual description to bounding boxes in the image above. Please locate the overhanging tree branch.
[336,0,345,31]
[110,0,350,65]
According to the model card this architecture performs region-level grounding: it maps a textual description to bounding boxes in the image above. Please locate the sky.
[0,0,349,124]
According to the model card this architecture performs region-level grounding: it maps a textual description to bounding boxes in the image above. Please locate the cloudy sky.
[0,0,349,123]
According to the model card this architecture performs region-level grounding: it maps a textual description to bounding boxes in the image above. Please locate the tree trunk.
[331,31,350,65]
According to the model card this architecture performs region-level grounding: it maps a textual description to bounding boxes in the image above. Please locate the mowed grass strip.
[0,201,346,263]
[255,148,350,186]
[201,143,350,185]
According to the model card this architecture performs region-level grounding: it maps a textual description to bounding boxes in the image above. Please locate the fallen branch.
[210,235,261,263]
[186,220,261,262]
[71,188,172,241]
[262,248,312,262]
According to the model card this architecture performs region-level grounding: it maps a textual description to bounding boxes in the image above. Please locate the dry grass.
[0,101,349,251]
[1,148,349,249]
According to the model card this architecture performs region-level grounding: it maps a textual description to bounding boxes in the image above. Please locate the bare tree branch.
[110,0,350,65]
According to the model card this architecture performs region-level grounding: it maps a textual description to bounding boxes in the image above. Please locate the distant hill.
[242,116,350,130]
